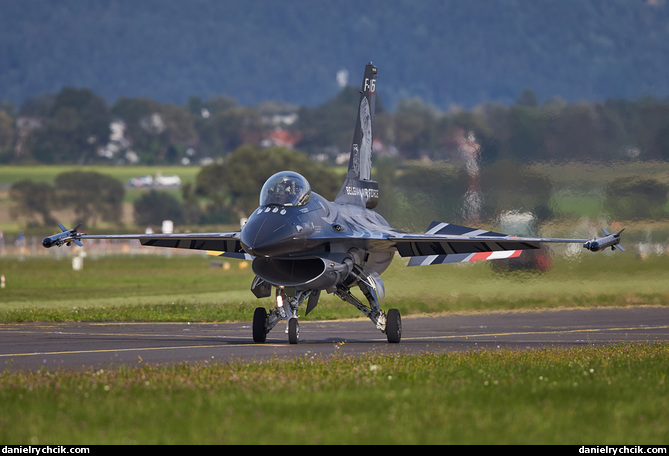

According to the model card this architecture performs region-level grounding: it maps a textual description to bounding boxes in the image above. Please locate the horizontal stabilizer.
[408,250,522,266]
[423,221,507,237]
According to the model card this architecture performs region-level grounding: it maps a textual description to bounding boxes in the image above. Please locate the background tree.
[386,163,469,231]
[196,145,339,219]
[195,105,263,158]
[295,86,361,158]
[54,171,124,226]
[111,97,199,164]
[9,179,56,226]
[30,88,110,164]
[0,105,16,163]
[133,190,185,227]
[180,183,204,225]
[605,177,668,221]
[480,159,553,221]
[392,97,439,159]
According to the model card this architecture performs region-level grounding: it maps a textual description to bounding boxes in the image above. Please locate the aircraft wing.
[386,222,588,266]
[42,227,252,259]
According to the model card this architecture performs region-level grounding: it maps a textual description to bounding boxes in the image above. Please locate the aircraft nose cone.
[240,209,312,257]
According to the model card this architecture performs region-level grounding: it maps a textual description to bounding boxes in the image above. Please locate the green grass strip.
[0,343,666,444]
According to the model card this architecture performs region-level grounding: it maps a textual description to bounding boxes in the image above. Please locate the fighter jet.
[43,63,622,344]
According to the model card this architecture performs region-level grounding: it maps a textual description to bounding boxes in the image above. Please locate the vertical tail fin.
[335,62,379,209]
[345,62,377,181]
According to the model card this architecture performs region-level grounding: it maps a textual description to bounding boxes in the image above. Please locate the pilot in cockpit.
[260,171,311,207]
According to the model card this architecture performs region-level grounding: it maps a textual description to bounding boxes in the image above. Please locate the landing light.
[276,294,284,308]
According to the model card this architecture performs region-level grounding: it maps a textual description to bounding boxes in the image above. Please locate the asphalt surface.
[1,306,668,370]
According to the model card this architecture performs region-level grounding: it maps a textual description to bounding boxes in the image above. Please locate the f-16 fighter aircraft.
[43,63,623,344]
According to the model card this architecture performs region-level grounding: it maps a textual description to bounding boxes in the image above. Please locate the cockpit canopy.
[260,171,311,207]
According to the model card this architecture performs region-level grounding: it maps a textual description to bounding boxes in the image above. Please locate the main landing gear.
[252,283,401,344]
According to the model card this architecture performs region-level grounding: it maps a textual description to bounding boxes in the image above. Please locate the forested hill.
[2,0,669,109]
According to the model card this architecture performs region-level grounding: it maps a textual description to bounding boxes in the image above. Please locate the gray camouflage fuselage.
[241,191,397,292]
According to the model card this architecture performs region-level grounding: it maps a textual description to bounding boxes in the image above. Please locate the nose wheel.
[252,289,312,344]
[287,317,300,344]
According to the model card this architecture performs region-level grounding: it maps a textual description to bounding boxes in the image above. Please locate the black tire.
[288,318,300,344]
[252,307,267,343]
[386,308,402,343]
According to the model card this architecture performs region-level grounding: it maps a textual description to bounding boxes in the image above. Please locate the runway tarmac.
[1,306,668,371]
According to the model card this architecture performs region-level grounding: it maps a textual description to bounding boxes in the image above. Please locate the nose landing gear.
[252,288,313,344]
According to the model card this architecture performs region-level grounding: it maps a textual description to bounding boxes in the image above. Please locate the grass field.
[0,344,666,444]
[0,248,667,322]
[0,165,201,187]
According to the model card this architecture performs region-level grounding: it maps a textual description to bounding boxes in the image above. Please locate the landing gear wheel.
[386,308,402,343]
[288,318,300,344]
[252,307,267,343]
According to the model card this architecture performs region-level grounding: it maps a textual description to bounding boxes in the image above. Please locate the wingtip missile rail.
[583,228,625,252]
[42,224,83,248]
